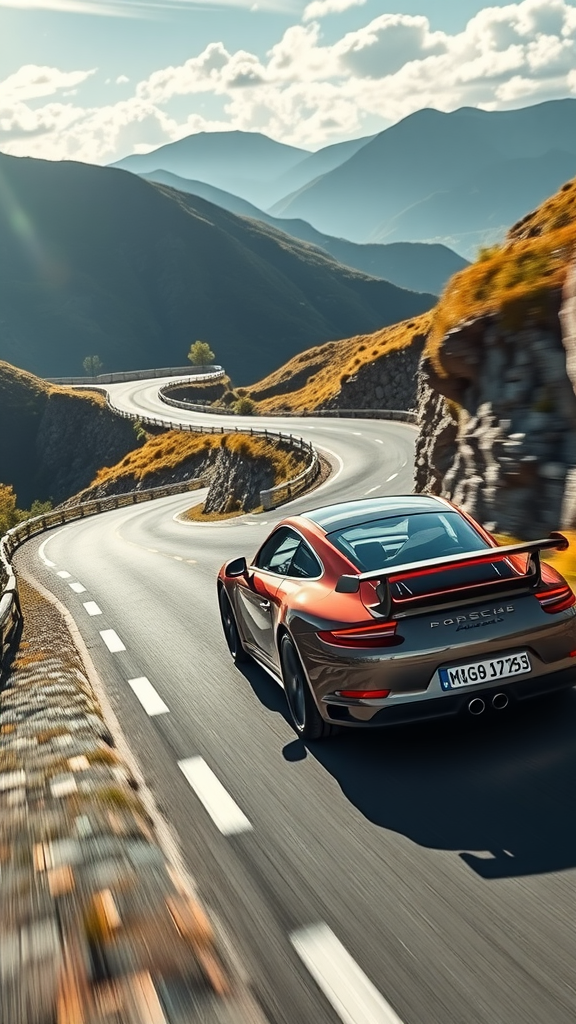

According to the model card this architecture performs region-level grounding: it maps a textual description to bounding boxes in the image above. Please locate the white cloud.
[116,74,130,84]
[302,0,365,23]
[1,0,576,161]
[0,0,136,16]
[0,65,95,104]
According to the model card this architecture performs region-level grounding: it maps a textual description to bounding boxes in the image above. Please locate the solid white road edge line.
[128,677,170,717]
[69,582,87,594]
[99,629,127,653]
[57,570,72,579]
[83,601,102,616]
[177,757,252,836]
[312,446,344,493]
[38,533,60,567]
[290,923,405,1024]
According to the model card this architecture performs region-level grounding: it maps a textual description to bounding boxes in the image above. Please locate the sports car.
[217,495,576,739]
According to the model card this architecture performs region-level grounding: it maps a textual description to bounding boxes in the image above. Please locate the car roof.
[301,495,449,534]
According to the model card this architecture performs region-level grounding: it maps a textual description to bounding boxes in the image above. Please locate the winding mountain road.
[18,379,576,1024]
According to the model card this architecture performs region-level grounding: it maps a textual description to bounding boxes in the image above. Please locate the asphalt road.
[19,381,576,1024]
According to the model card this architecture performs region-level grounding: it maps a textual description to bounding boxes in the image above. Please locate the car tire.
[280,634,333,740]
[219,589,249,664]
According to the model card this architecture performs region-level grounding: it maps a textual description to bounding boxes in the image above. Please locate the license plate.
[439,651,531,690]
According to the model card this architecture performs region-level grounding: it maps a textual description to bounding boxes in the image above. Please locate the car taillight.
[535,585,576,614]
[318,621,398,648]
[336,689,391,699]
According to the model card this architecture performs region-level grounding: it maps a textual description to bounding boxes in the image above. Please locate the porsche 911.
[217,495,576,739]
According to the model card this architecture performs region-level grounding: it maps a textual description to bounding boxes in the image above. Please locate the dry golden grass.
[427,178,576,370]
[249,312,432,412]
[0,359,106,408]
[180,502,248,522]
[92,429,306,490]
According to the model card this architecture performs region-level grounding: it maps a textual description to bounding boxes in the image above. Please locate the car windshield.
[329,511,489,571]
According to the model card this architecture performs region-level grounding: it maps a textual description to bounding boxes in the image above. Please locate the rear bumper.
[322,666,576,728]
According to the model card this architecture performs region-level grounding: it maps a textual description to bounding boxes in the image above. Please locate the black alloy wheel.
[279,634,333,740]
[219,589,249,663]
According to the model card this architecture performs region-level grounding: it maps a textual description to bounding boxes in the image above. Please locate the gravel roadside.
[0,576,266,1024]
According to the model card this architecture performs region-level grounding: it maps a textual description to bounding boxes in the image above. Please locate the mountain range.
[112,130,373,209]
[140,170,468,295]
[271,100,576,255]
[0,153,435,384]
[115,100,576,258]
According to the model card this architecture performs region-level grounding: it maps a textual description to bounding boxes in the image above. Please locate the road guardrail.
[103,398,320,512]
[0,478,205,654]
[47,365,225,386]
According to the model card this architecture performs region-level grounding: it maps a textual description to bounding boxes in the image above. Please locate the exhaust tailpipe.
[492,692,509,710]
[468,698,485,716]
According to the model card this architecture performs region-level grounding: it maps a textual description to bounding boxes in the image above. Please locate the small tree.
[83,355,103,377]
[234,396,256,416]
[0,484,20,537]
[187,341,215,371]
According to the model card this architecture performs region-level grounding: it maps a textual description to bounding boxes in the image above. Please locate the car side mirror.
[225,556,247,578]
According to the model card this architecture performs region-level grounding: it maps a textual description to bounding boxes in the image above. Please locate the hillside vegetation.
[428,177,576,369]
[0,361,137,507]
[248,313,432,412]
[0,153,434,385]
[88,430,304,492]
[246,174,576,414]
[75,429,308,516]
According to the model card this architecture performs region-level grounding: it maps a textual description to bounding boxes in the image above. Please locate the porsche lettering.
[431,606,515,627]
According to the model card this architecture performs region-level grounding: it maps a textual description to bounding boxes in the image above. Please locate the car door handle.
[259,600,271,610]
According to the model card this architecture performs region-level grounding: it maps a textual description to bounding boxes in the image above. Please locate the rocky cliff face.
[325,337,425,411]
[415,270,576,537]
[35,395,138,505]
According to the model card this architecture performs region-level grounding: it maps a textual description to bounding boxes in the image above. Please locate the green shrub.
[234,396,256,415]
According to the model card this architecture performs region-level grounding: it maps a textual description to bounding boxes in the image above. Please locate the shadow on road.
[311,691,576,879]
[241,657,576,880]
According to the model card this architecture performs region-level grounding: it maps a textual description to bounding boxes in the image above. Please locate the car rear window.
[328,511,489,571]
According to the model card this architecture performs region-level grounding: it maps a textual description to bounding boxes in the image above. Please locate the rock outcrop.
[415,271,576,537]
[202,442,276,514]
[324,337,425,411]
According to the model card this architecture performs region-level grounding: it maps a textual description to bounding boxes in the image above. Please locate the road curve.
[18,380,576,1024]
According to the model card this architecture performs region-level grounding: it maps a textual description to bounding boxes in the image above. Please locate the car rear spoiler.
[335,532,569,616]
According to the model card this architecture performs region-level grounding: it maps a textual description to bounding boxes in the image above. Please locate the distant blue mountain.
[269,99,576,252]
[142,169,467,294]
[112,129,373,208]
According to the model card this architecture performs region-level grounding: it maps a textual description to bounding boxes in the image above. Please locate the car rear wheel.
[219,589,249,664]
[280,634,333,740]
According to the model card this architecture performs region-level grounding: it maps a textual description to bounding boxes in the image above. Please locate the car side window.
[288,541,322,579]
[255,528,301,574]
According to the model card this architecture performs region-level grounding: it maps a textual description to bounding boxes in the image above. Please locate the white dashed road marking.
[69,582,87,594]
[99,629,126,653]
[375,439,384,445]
[290,923,405,1024]
[57,571,72,579]
[128,677,169,716]
[177,757,252,836]
[365,486,380,495]
[386,473,398,483]
[83,602,102,617]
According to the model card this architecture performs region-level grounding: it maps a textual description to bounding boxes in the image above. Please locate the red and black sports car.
[217,495,576,739]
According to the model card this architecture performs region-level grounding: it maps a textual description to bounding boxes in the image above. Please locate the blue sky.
[1,0,575,163]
